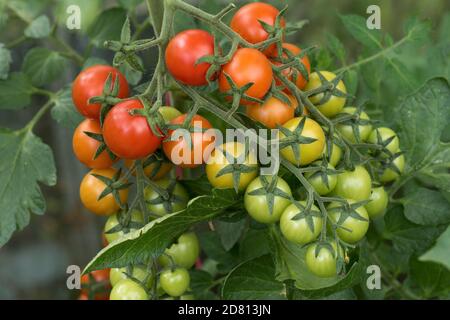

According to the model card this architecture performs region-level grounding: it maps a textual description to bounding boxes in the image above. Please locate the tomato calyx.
[305,158,342,189]
[82,130,117,162]
[90,168,132,209]
[310,71,349,106]
[127,97,166,138]
[327,200,370,233]
[246,176,292,215]
[334,105,373,144]
[289,200,322,233]
[278,117,318,161]
[145,179,185,214]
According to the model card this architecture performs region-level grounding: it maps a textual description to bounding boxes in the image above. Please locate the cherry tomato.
[144,178,189,216]
[278,117,326,166]
[163,114,215,168]
[328,200,370,243]
[73,118,116,169]
[230,2,285,56]
[219,48,273,104]
[380,153,405,183]
[103,210,144,244]
[280,201,323,244]
[72,65,129,119]
[158,232,200,269]
[124,156,173,181]
[110,266,153,288]
[336,107,372,143]
[110,279,149,300]
[103,99,162,160]
[365,186,388,218]
[159,268,190,297]
[80,269,111,300]
[322,142,342,167]
[305,241,342,278]
[159,106,183,123]
[165,29,215,86]
[368,127,400,156]
[305,162,338,195]
[304,71,346,118]
[246,94,297,129]
[79,168,129,216]
[244,176,292,223]
[333,165,372,201]
[206,142,258,191]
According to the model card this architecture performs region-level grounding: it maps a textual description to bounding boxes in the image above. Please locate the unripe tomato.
[368,127,400,156]
[304,71,346,118]
[219,48,273,104]
[244,176,292,224]
[365,186,388,218]
[278,117,326,166]
[280,201,323,244]
[328,200,370,244]
[79,168,128,216]
[305,162,338,195]
[246,94,297,129]
[110,279,149,300]
[333,165,372,201]
[103,210,144,244]
[72,118,116,169]
[380,153,405,183]
[103,99,162,160]
[322,142,342,167]
[144,178,189,216]
[305,242,342,278]
[72,65,129,119]
[158,232,200,269]
[159,268,190,297]
[110,266,153,288]
[230,2,285,56]
[165,30,215,86]
[336,107,372,143]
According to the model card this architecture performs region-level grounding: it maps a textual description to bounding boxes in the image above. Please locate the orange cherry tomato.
[246,94,297,129]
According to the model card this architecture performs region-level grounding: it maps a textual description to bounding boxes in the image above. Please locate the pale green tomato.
[280,202,323,244]
[110,266,153,288]
[336,107,372,143]
[103,210,144,244]
[110,279,149,300]
[144,178,189,216]
[159,268,190,297]
[323,142,342,167]
[328,200,369,244]
[333,165,372,201]
[365,186,388,218]
[305,162,338,195]
[305,241,342,278]
[380,154,405,183]
[158,232,200,269]
[368,127,400,156]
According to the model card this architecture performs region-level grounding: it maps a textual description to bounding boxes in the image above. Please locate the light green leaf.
[118,0,143,9]
[0,44,12,80]
[7,0,49,22]
[344,70,358,96]
[0,72,34,110]
[87,8,127,47]
[326,33,346,65]
[420,226,450,270]
[24,15,51,39]
[339,14,382,51]
[51,87,83,130]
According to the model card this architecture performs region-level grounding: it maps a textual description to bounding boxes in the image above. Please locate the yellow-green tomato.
[144,178,189,216]
[365,186,388,219]
[304,71,347,118]
[336,107,372,143]
[323,142,342,167]
[103,210,144,244]
[380,154,405,183]
[328,200,369,244]
[110,279,149,300]
[333,165,372,201]
[305,241,342,278]
[305,162,338,195]
[244,176,292,224]
[280,202,323,244]
[158,232,200,269]
[159,106,182,123]
[159,268,190,297]
[110,266,153,288]
[368,127,400,156]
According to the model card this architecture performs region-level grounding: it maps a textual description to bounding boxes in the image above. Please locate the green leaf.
[339,14,382,51]
[0,44,12,80]
[326,32,346,65]
[239,228,270,261]
[87,8,127,47]
[51,87,83,130]
[189,270,217,300]
[420,226,450,269]
[215,219,246,251]
[118,58,143,86]
[0,73,34,110]
[118,0,143,9]
[0,128,56,246]
[408,258,450,298]
[7,0,49,22]
[198,231,240,273]
[22,48,70,87]
[24,15,51,38]
[344,70,358,96]
[222,255,286,300]
[173,10,197,34]
[83,189,238,273]
[83,57,108,69]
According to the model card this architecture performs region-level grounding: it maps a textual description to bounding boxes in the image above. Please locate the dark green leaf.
[215,219,246,251]
[0,73,34,110]
[420,226,450,269]
[408,258,450,298]
[87,8,127,47]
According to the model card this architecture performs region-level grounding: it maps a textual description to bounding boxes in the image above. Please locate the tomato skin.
[103,99,162,160]
[73,119,116,169]
[333,165,372,201]
[365,186,388,218]
[230,2,285,56]
[103,210,144,244]
[328,200,370,243]
[163,114,215,168]
[72,65,129,119]
[336,107,373,143]
[280,202,323,244]
[244,176,292,224]
[278,117,326,166]
[158,232,200,269]
[110,279,149,300]
[322,142,342,167]
[305,242,341,278]
[110,266,153,288]
[380,153,405,183]
[206,142,258,191]
[305,162,338,195]
[144,178,189,216]
[81,269,111,300]
[79,168,129,216]
[246,94,297,129]
[304,71,346,118]
[368,127,400,156]
[219,48,273,104]
[165,30,215,86]
[159,268,190,297]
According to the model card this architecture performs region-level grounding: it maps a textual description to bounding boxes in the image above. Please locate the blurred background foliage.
[0,0,448,299]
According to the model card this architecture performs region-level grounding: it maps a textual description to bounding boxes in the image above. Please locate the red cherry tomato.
[80,269,111,300]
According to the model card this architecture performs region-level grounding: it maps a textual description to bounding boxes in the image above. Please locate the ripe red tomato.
[72,65,129,119]
[246,94,297,129]
[219,48,273,104]
[103,99,162,160]
[80,269,111,300]
[231,2,285,56]
[163,114,215,168]
[165,29,215,86]
[73,118,116,169]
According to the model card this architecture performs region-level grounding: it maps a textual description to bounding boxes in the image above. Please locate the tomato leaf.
[24,15,51,39]
[189,269,217,300]
[0,128,56,246]
[0,73,34,110]
[87,8,127,47]
[407,258,450,297]
[0,44,12,80]
[239,228,270,261]
[419,226,450,269]
[326,32,346,65]
[339,14,383,51]
[215,218,247,251]
[222,255,286,300]
[51,87,83,130]
[198,231,240,273]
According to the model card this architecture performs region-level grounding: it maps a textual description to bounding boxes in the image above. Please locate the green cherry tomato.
[336,107,372,143]
[144,178,189,216]
[365,186,388,219]
[158,232,200,269]
[110,266,153,288]
[103,210,144,244]
[280,201,323,244]
[328,200,370,244]
[380,153,405,183]
[244,176,292,224]
[305,241,342,278]
[368,127,400,156]
[322,142,342,167]
[159,268,190,297]
[110,279,149,300]
[159,106,182,123]
[305,162,338,195]
[333,165,372,201]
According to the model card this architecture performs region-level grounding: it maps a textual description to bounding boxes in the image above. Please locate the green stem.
[53,35,84,66]
[25,98,55,131]
[6,35,26,49]
[146,0,165,37]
